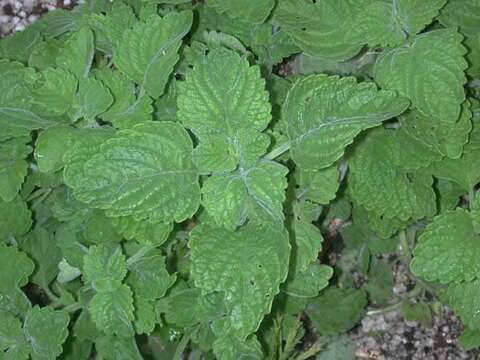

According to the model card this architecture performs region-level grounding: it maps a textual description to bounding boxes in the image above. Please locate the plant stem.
[173,332,191,360]
[366,301,404,316]
[31,188,52,209]
[294,340,323,360]
[127,245,156,267]
[469,187,476,210]
[264,141,291,160]
[398,230,410,264]
[43,286,60,303]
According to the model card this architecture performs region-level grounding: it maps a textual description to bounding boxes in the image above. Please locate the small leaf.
[24,306,70,360]
[114,11,193,98]
[0,136,31,201]
[202,160,288,230]
[68,77,113,123]
[411,209,480,284]
[89,285,135,336]
[56,27,94,79]
[307,287,367,335]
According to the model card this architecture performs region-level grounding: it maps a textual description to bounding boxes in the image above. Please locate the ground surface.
[0,2,478,359]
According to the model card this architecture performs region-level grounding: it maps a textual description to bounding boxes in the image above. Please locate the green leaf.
[65,122,200,223]
[90,1,137,53]
[401,101,473,160]
[284,74,409,169]
[283,263,333,298]
[354,0,447,47]
[411,209,480,284]
[207,0,274,24]
[21,228,62,289]
[365,258,394,304]
[96,335,142,360]
[447,280,480,329]
[35,126,77,173]
[0,136,31,201]
[0,311,29,360]
[89,284,135,336]
[126,254,176,300]
[0,27,42,63]
[178,48,272,173]
[189,223,290,339]
[316,336,356,360]
[133,296,156,335]
[291,219,324,273]
[430,149,480,192]
[0,243,34,295]
[306,287,367,336]
[28,68,77,116]
[459,329,480,351]
[95,69,153,129]
[68,77,114,123]
[375,29,468,124]
[28,39,63,70]
[114,11,193,98]
[56,27,94,79]
[349,128,436,221]
[439,0,480,33]
[0,197,32,241]
[202,160,289,230]
[274,0,363,61]
[63,128,115,191]
[295,164,340,204]
[0,62,56,141]
[213,335,264,360]
[83,244,127,292]
[110,216,172,246]
[24,306,70,360]
[401,302,432,327]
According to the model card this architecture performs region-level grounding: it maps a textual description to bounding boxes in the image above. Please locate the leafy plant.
[0,0,479,359]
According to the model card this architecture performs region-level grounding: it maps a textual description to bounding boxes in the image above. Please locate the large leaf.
[411,209,480,284]
[189,223,290,339]
[114,11,193,98]
[65,122,200,223]
[0,311,29,360]
[375,29,468,124]
[178,48,271,173]
[284,74,409,169]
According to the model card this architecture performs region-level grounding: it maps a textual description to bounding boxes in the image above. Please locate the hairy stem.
[173,332,191,360]
[264,141,291,160]
[398,230,410,265]
[294,340,323,360]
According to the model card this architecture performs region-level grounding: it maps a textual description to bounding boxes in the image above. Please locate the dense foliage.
[0,0,479,358]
